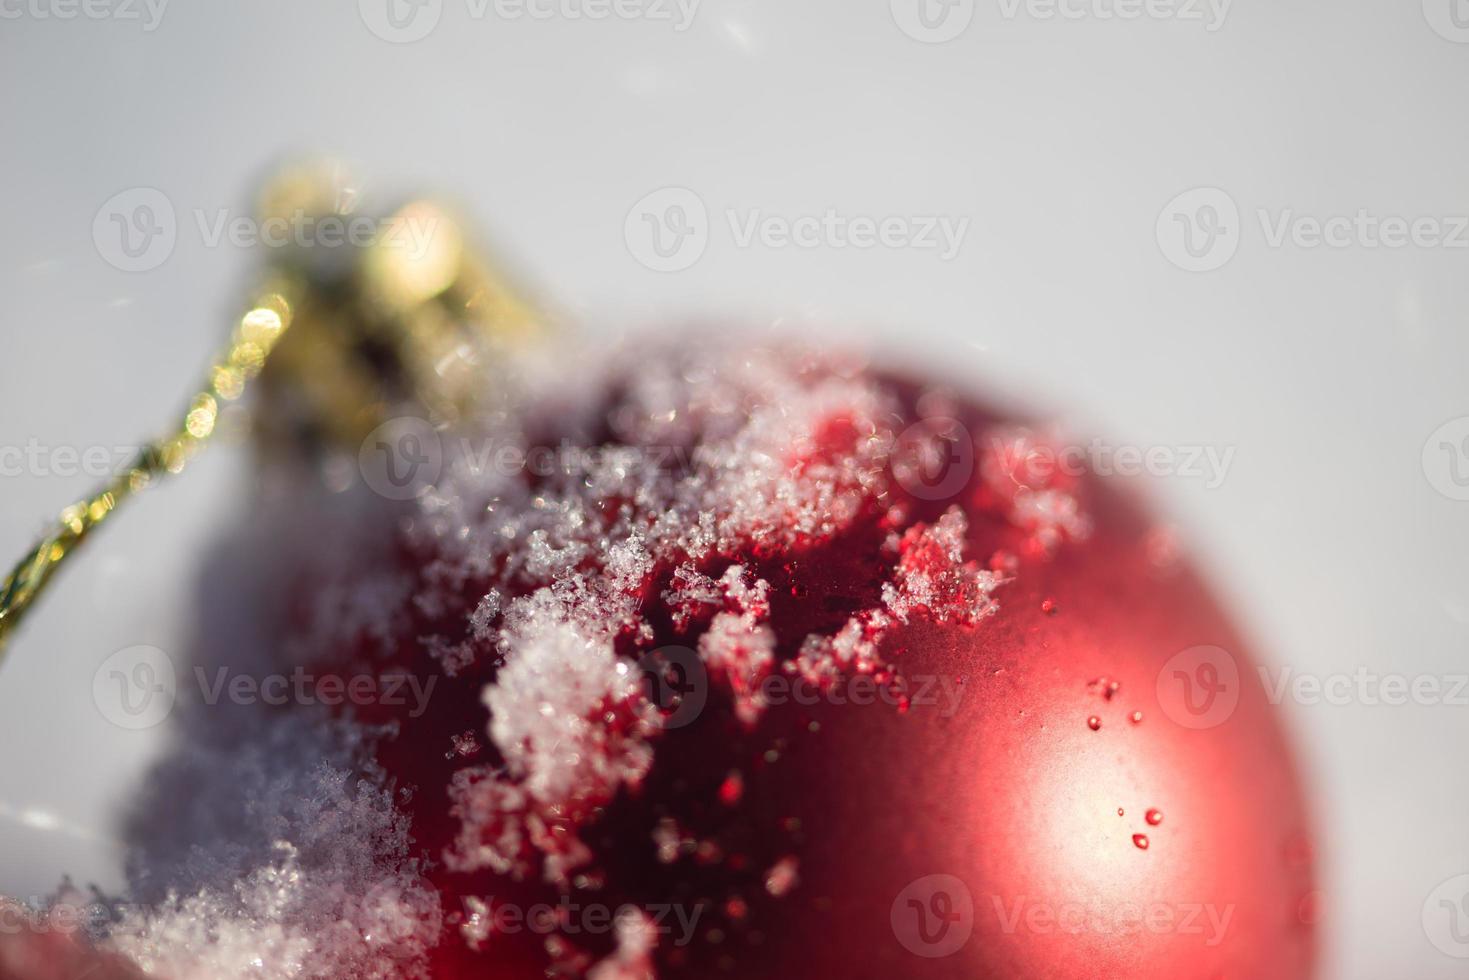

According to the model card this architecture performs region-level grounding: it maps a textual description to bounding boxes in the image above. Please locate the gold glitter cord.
[0,289,296,662]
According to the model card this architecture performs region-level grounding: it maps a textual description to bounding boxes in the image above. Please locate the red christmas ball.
[268,342,1317,978]
[85,340,1313,979]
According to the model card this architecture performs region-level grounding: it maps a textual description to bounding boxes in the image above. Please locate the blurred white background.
[1,2,1467,976]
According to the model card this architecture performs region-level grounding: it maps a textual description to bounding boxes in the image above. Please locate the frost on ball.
[40,335,1306,980]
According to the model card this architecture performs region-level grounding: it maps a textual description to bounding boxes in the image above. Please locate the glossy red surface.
[313,376,1315,978]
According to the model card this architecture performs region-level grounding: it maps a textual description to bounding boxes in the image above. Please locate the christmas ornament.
[0,168,1315,979]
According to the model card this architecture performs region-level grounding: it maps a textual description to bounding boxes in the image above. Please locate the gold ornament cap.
[0,163,542,659]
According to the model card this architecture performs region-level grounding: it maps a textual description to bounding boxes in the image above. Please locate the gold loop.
[0,289,298,658]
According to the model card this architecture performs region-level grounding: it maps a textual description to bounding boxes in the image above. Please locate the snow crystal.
[980,425,1092,552]
[468,590,502,642]
[882,507,1003,627]
[107,713,440,979]
[586,908,657,980]
[790,508,1003,686]
[790,608,892,685]
[484,598,652,807]
[661,565,723,632]
[447,591,655,882]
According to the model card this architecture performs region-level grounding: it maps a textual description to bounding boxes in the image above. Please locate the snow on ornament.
[0,168,1314,980]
